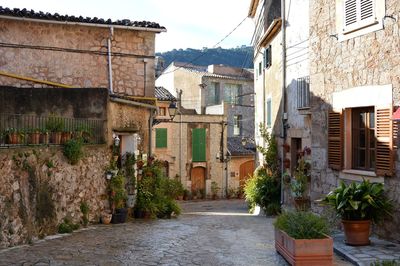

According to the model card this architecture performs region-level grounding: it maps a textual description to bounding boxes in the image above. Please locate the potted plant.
[41,129,50,144]
[274,211,333,265]
[109,173,128,223]
[5,128,21,144]
[320,179,393,246]
[28,128,41,144]
[101,212,112,224]
[45,116,64,144]
[290,158,310,211]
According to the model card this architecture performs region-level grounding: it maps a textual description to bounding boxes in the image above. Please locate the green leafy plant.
[274,211,330,239]
[371,260,400,266]
[45,116,64,132]
[63,138,84,165]
[290,157,311,198]
[211,181,220,198]
[320,179,393,223]
[80,202,89,226]
[58,217,79,234]
[110,173,127,209]
[244,167,281,215]
[257,123,280,179]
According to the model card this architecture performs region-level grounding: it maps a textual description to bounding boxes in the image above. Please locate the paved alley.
[0,200,351,266]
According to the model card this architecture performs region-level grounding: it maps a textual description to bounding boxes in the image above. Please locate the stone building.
[152,86,227,198]
[156,63,255,196]
[0,6,164,247]
[309,0,400,241]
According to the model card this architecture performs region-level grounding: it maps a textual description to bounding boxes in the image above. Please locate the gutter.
[0,15,167,33]
[109,96,157,110]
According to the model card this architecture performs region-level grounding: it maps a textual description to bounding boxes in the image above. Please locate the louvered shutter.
[375,108,394,176]
[343,0,376,33]
[328,111,344,170]
[155,128,167,148]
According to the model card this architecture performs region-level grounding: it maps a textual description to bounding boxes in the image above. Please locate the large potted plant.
[110,173,128,223]
[290,158,310,211]
[321,179,393,246]
[274,211,333,265]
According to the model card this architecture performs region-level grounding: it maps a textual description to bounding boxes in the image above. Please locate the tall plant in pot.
[321,179,393,246]
[109,173,128,223]
[290,158,310,211]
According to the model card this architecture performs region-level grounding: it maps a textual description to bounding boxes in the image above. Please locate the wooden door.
[239,160,255,188]
[191,167,205,193]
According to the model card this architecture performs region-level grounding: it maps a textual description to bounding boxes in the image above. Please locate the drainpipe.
[177,89,183,183]
[107,26,114,95]
[143,59,148,96]
[280,0,287,205]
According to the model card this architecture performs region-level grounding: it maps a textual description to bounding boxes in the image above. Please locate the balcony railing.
[0,113,105,147]
[297,76,310,110]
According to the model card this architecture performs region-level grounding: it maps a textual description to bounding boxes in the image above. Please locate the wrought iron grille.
[297,76,310,109]
[0,113,105,147]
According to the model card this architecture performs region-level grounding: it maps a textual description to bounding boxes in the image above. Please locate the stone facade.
[153,114,227,198]
[0,19,157,96]
[0,146,110,248]
[309,0,400,241]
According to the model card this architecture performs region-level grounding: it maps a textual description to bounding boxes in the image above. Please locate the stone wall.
[0,19,156,96]
[0,145,110,248]
[309,0,400,242]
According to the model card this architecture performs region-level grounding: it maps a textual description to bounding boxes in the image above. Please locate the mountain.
[156,46,253,69]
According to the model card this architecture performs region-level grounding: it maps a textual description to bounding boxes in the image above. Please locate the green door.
[192,128,206,162]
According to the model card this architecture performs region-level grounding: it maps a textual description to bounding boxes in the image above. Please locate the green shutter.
[192,128,206,162]
[156,128,167,148]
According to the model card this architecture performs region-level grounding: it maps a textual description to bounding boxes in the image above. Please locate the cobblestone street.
[0,200,351,265]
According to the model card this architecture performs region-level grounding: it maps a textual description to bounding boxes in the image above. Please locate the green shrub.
[45,116,64,132]
[244,167,281,215]
[63,138,84,165]
[80,202,89,226]
[110,174,127,209]
[274,211,330,239]
[58,217,79,234]
[371,260,400,266]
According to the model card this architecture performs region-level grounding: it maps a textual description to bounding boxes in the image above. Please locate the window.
[352,107,375,170]
[159,107,166,116]
[207,82,220,105]
[224,84,242,104]
[264,45,272,69]
[258,62,262,76]
[337,0,384,41]
[297,76,310,109]
[266,98,272,128]
[155,128,167,148]
[192,128,206,162]
[233,115,242,136]
[328,106,395,176]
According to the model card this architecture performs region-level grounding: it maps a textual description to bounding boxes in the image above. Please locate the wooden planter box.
[275,229,333,266]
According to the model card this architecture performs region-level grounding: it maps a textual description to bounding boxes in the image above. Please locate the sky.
[0,0,254,52]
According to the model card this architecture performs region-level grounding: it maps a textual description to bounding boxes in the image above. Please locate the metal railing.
[297,76,310,109]
[0,113,105,147]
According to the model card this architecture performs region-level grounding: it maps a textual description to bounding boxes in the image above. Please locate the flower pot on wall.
[283,158,290,169]
[7,133,20,144]
[41,133,49,144]
[342,220,371,246]
[61,132,72,144]
[29,132,40,144]
[51,132,62,144]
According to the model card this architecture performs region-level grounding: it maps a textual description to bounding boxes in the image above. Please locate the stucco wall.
[0,19,156,96]
[309,0,400,242]
[0,146,110,248]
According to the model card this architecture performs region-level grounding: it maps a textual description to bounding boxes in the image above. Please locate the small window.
[258,62,262,75]
[233,115,242,136]
[337,0,384,41]
[266,98,272,128]
[224,84,242,105]
[155,128,167,148]
[264,45,272,69]
[159,107,166,116]
[207,82,220,105]
[297,76,310,109]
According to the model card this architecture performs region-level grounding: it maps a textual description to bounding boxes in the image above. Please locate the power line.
[161,16,249,75]
[0,42,154,59]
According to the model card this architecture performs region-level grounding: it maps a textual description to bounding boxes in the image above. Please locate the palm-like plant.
[321,179,393,223]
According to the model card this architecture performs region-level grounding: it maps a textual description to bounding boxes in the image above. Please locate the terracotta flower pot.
[342,220,371,246]
[61,132,72,144]
[41,133,50,144]
[29,132,40,144]
[283,158,290,169]
[101,213,112,224]
[275,228,333,266]
[294,197,310,211]
[7,133,20,144]
[51,132,62,144]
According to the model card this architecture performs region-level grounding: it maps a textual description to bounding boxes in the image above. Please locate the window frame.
[266,98,272,128]
[233,115,242,136]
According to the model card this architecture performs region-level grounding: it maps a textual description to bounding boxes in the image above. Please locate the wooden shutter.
[343,0,376,33]
[155,128,167,148]
[328,111,344,170]
[375,108,394,176]
[192,128,206,162]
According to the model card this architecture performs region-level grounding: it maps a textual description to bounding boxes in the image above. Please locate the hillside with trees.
[156,46,253,69]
